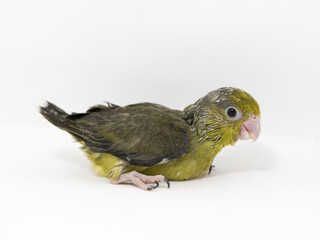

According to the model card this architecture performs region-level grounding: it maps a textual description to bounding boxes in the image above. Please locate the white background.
[1,0,319,239]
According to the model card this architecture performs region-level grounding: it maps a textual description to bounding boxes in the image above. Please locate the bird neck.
[195,119,239,149]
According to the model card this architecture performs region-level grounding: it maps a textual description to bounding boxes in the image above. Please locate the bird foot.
[111,171,170,191]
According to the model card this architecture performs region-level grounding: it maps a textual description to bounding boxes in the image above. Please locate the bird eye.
[226,107,241,120]
[227,107,236,117]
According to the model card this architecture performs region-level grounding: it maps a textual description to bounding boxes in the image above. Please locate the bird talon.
[164,177,170,188]
[153,181,159,189]
[208,165,215,175]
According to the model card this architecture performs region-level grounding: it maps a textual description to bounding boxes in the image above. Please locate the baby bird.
[40,87,261,190]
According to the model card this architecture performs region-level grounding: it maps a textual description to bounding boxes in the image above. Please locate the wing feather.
[69,103,189,166]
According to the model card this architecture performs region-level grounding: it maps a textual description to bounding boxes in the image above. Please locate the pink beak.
[238,115,261,142]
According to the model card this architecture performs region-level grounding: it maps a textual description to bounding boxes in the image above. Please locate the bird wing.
[68,103,189,166]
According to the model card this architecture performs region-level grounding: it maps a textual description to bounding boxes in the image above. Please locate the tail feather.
[40,102,115,150]
[39,102,85,141]
[40,102,69,127]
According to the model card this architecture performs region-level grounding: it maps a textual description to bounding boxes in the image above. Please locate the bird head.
[182,87,261,147]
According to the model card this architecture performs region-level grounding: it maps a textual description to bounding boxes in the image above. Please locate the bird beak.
[237,115,261,142]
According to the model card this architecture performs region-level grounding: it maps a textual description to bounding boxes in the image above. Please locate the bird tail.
[40,101,69,128]
[39,102,85,141]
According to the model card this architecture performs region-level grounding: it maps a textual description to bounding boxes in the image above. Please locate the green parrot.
[40,87,260,190]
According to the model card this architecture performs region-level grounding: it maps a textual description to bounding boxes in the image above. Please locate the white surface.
[1,0,320,239]
[1,124,319,240]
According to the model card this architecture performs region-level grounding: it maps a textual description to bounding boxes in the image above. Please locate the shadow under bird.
[40,87,261,190]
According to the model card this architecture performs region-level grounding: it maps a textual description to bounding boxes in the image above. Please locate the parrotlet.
[40,87,261,190]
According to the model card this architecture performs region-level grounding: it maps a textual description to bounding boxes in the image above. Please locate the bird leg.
[111,171,170,191]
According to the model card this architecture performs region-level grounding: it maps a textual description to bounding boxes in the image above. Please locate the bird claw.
[151,181,159,189]
[164,177,170,188]
[146,177,170,190]
[208,165,215,175]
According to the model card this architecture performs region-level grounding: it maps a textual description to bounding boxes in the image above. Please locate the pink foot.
[111,171,170,191]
